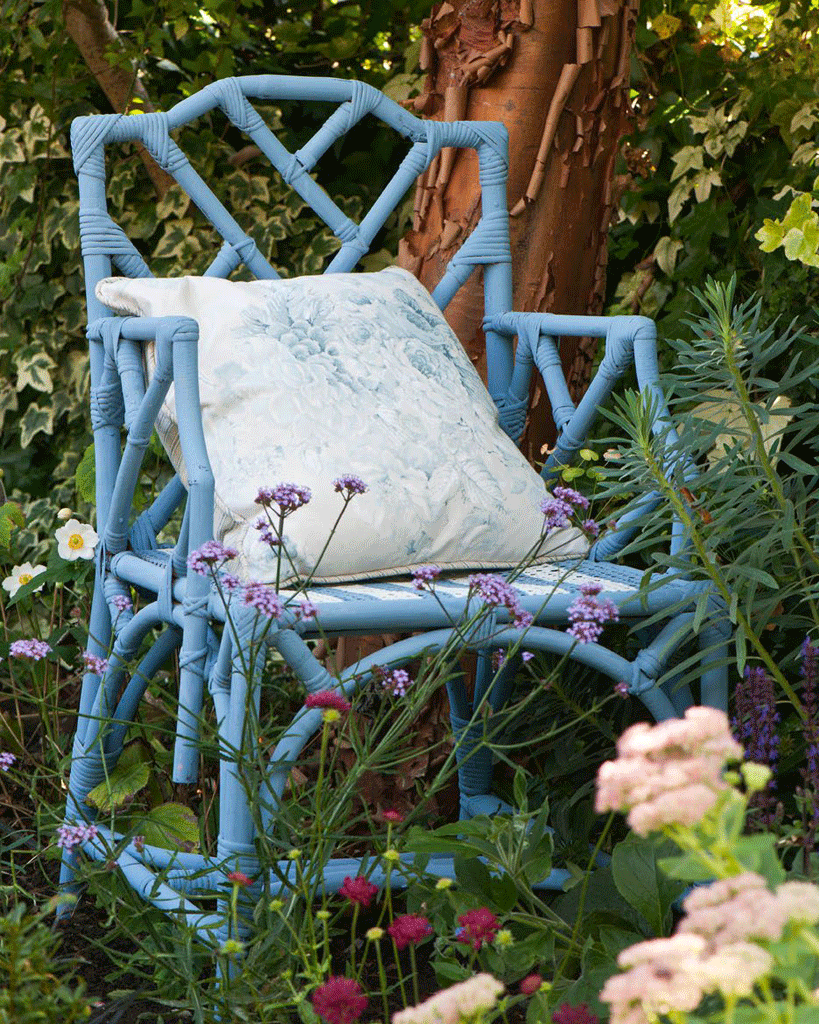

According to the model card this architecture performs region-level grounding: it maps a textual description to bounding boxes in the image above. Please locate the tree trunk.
[62,0,173,196]
[399,0,638,464]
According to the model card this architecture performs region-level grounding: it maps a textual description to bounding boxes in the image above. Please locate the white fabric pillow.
[96,268,587,583]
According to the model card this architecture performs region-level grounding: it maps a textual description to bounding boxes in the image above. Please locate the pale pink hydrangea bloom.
[391,973,504,1024]
[695,942,773,998]
[601,935,706,1024]
[595,707,743,835]
[680,872,819,945]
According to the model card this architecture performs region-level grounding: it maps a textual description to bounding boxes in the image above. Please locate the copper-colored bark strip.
[577,26,594,63]
[510,62,581,215]
[578,0,601,26]
[62,0,173,196]
[435,83,469,189]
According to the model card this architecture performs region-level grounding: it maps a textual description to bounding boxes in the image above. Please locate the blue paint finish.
[59,76,730,945]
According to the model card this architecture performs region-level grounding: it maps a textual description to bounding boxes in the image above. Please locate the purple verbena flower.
[112,594,132,612]
[333,474,368,496]
[0,752,16,771]
[553,485,590,511]
[582,518,600,537]
[566,585,619,644]
[298,600,318,621]
[220,572,243,593]
[411,565,441,590]
[521,651,535,663]
[56,822,98,851]
[9,639,52,661]
[253,515,281,548]
[255,483,311,514]
[187,541,238,575]
[242,582,284,619]
[82,652,109,675]
[540,497,572,532]
[380,667,412,697]
[469,573,532,631]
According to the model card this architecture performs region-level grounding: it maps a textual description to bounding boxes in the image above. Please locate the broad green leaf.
[85,761,150,812]
[75,444,96,503]
[611,834,685,935]
[136,802,200,852]
[15,349,55,393]
[0,502,25,547]
[654,236,684,276]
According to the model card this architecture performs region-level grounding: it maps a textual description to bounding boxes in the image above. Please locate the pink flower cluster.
[187,541,238,575]
[0,751,16,771]
[56,821,98,851]
[255,483,312,513]
[392,973,504,1024]
[339,875,378,908]
[388,913,433,950]
[595,707,743,835]
[82,651,109,675]
[306,690,352,714]
[602,871,819,1024]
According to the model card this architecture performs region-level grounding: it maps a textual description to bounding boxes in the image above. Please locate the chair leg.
[697,610,732,712]
[58,584,112,911]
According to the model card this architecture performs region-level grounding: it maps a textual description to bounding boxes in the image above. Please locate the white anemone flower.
[2,562,47,597]
[55,519,99,561]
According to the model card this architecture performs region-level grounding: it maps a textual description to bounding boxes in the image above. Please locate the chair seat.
[113,548,697,634]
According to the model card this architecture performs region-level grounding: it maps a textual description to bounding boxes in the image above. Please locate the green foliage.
[0,0,420,510]
[609,0,819,340]
[0,901,94,1024]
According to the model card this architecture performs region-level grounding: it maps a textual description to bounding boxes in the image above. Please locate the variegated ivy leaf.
[0,130,25,166]
[19,403,55,447]
[692,168,722,203]
[654,237,684,276]
[0,383,18,433]
[15,349,55,393]
[155,183,191,219]
[791,103,819,136]
[668,180,693,224]
[670,145,703,182]
[153,218,200,260]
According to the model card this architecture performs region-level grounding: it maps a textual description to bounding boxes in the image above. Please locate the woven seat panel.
[282,561,685,608]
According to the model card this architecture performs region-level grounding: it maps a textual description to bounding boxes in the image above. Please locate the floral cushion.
[95,268,587,583]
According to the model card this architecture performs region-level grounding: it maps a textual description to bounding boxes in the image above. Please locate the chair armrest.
[485,311,693,562]
[87,314,215,564]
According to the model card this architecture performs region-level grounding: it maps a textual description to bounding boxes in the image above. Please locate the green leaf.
[135,802,200,852]
[75,444,96,503]
[85,761,150,812]
[19,403,55,447]
[670,146,704,182]
[453,856,493,901]
[0,502,25,548]
[611,834,685,935]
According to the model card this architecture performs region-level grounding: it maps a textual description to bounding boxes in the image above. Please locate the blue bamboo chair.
[61,75,729,948]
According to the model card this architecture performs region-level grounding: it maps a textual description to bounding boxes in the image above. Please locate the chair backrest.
[71,75,518,405]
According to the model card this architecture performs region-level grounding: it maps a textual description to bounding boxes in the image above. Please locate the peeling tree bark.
[62,0,173,196]
[399,0,638,464]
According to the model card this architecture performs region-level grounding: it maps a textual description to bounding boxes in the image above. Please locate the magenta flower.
[383,809,404,823]
[187,541,238,575]
[9,639,52,661]
[333,475,368,496]
[242,581,284,619]
[0,752,16,771]
[520,974,543,996]
[388,913,433,950]
[312,976,368,1024]
[339,875,378,908]
[305,691,352,713]
[226,870,252,887]
[253,515,281,547]
[552,1004,598,1024]
[455,907,500,950]
[255,483,311,513]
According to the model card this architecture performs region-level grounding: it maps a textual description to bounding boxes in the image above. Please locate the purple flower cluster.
[82,652,109,675]
[541,485,590,533]
[220,572,243,593]
[0,751,16,771]
[255,483,312,513]
[733,666,780,769]
[298,600,317,621]
[112,594,132,612]
[800,636,819,821]
[379,667,412,697]
[253,515,281,548]
[187,541,238,575]
[469,573,533,630]
[56,821,98,851]
[9,638,52,661]
[242,581,284,619]
[333,474,368,497]
[411,564,441,590]
[566,583,619,644]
